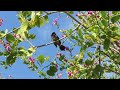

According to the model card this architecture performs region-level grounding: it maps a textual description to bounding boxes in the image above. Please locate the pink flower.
[29,57,35,63]
[64,59,68,62]
[84,64,87,67]
[17,34,21,38]
[69,62,73,66]
[0,18,3,26]
[4,43,11,52]
[13,34,21,39]
[62,34,66,38]
[0,40,3,44]
[13,34,16,38]
[65,47,70,51]
[75,70,79,74]
[68,71,72,77]
[53,18,58,25]
[56,53,62,58]
[56,64,58,68]
[88,11,93,15]
[58,73,62,78]
[76,13,80,17]
[95,61,99,65]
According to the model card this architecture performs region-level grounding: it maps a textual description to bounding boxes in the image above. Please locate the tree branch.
[0,27,20,39]
[34,24,80,48]
[63,11,87,29]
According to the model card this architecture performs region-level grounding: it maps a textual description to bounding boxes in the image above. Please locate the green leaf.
[40,17,44,26]
[31,11,36,20]
[37,55,45,64]
[28,47,36,53]
[69,11,74,14]
[91,32,97,38]
[101,11,107,19]
[95,65,104,73]
[101,19,108,27]
[59,55,65,61]
[101,35,106,39]
[6,34,15,43]
[47,70,55,76]
[111,26,119,31]
[28,34,36,39]
[45,56,50,61]
[17,21,28,41]
[50,66,58,72]
[0,32,5,38]
[85,59,94,65]
[112,11,119,15]
[6,53,17,65]
[0,52,3,56]
[44,15,49,23]
[111,15,120,23]
[87,52,93,58]
[103,38,110,51]
[35,15,41,27]
[78,28,83,39]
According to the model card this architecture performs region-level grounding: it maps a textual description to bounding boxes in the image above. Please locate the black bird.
[51,32,65,51]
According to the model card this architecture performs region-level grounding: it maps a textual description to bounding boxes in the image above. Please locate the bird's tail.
[59,45,65,51]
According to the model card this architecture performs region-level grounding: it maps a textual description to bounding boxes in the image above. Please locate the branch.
[0,27,20,39]
[110,47,120,54]
[34,24,80,48]
[25,39,35,47]
[44,11,58,15]
[104,66,120,75]
[63,11,87,29]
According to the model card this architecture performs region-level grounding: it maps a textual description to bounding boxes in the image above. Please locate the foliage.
[0,11,120,79]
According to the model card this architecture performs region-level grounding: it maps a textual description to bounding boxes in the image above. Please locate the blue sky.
[0,11,81,79]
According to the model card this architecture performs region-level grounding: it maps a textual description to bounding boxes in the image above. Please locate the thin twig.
[63,11,87,29]
[0,27,20,39]
[35,24,80,48]
[26,39,35,47]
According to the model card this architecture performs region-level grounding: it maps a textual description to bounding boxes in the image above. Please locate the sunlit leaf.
[45,56,50,61]
[37,55,45,64]
[17,21,28,41]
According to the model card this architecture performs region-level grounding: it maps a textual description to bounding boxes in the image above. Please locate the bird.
[51,32,65,51]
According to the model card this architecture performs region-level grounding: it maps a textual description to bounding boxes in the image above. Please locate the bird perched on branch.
[51,32,65,51]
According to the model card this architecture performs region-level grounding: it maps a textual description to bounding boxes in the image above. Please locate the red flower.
[56,53,62,58]
[29,57,35,63]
